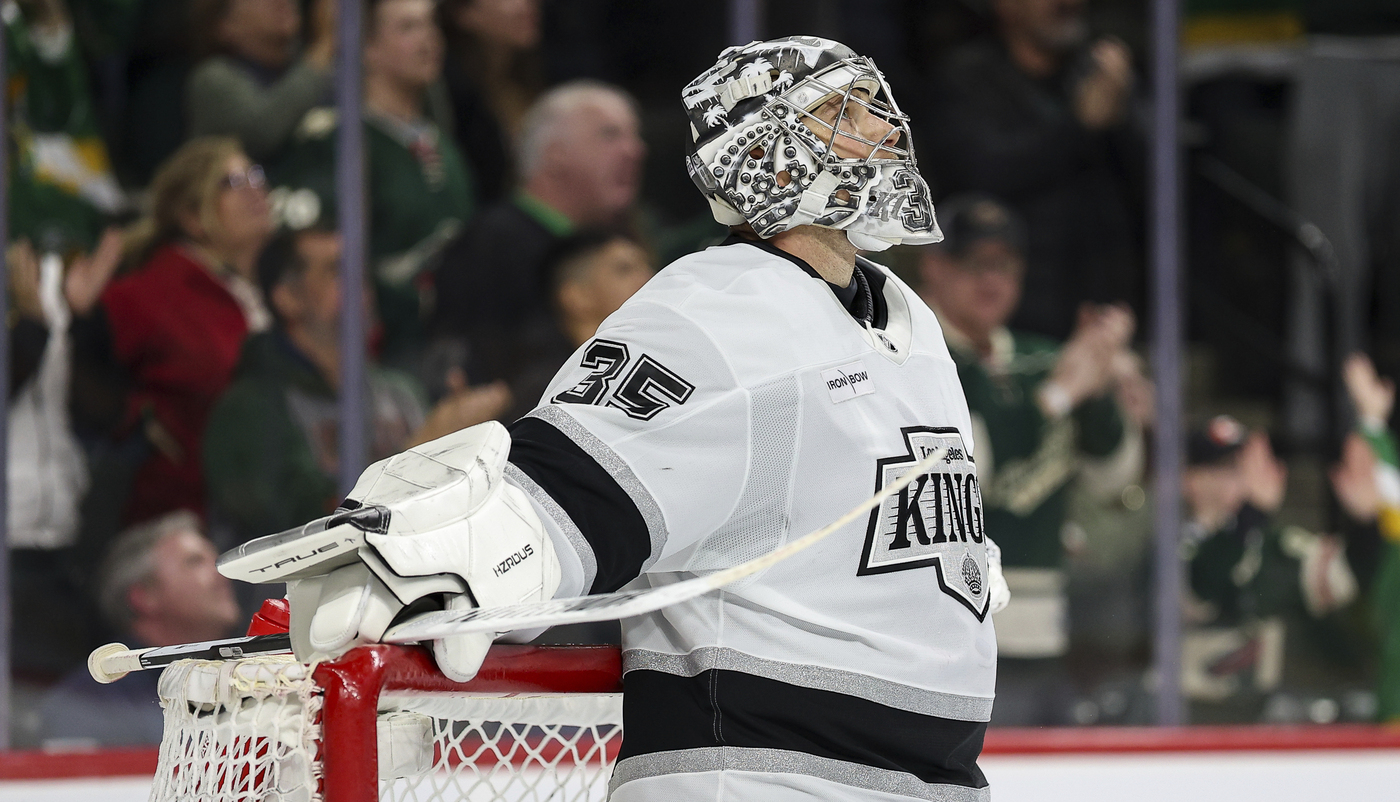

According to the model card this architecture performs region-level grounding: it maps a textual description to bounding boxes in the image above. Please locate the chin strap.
[787,170,843,229]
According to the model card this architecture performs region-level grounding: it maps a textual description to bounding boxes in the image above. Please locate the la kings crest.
[858,427,990,621]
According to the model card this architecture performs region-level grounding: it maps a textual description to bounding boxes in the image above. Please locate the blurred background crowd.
[6,0,1400,747]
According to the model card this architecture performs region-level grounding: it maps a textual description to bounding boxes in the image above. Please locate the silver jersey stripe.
[608,747,990,802]
[504,463,597,592]
[623,647,993,722]
[526,405,668,573]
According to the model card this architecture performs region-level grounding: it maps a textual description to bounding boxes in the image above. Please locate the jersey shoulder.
[602,243,954,386]
[607,244,839,377]
[630,242,808,308]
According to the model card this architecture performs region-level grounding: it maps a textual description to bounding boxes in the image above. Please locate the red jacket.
[102,244,251,523]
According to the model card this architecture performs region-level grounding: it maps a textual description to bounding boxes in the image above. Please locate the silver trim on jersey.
[623,647,993,722]
[608,747,990,802]
[526,405,668,572]
[504,463,598,592]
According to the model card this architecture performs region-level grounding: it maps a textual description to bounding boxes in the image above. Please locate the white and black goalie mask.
[684,36,942,251]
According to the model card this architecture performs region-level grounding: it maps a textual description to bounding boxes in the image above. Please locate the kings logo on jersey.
[858,427,990,620]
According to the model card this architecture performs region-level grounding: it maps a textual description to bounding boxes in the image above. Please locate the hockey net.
[149,644,624,802]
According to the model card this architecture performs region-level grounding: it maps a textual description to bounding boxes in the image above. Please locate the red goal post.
[316,645,623,802]
[151,644,623,802]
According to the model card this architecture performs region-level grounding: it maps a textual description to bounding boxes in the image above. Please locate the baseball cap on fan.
[1187,414,1249,466]
[932,193,1027,257]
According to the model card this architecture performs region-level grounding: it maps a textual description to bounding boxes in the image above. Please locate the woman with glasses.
[75,137,275,528]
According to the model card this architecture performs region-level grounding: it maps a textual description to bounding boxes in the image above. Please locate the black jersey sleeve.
[507,415,655,594]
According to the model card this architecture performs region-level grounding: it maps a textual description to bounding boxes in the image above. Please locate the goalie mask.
[683,36,942,251]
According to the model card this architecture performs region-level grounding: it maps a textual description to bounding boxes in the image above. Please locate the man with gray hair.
[432,79,645,419]
[37,512,241,747]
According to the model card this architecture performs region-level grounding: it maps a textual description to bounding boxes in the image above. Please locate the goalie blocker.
[218,422,561,681]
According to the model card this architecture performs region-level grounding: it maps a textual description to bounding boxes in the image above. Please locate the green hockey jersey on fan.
[5,3,128,250]
[1358,424,1400,721]
[203,331,429,548]
[943,327,1131,661]
[1181,500,1367,721]
[271,107,475,365]
[945,328,1126,570]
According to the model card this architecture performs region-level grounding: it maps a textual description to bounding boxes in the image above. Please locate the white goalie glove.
[217,421,561,681]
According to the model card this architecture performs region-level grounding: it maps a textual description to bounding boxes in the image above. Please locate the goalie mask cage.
[149,644,624,802]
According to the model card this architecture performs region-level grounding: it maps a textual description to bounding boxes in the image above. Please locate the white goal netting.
[150,653,623,802]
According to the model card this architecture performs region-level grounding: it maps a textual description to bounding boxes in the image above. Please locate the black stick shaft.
[136,633,293,670]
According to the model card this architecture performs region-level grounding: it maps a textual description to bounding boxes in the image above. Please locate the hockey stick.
[383,444,948,641]
[88,633,293,683]
[90,445,947,682]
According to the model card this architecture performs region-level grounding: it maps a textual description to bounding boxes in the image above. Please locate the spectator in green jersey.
[7,0,128,252]
[272,0,475,369]
[917,193,1149,725]
[1331,354,1400,722]
[204,225,508,560]
[1181,415,1368,723]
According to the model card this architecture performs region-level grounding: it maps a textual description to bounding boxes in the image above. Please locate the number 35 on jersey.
[553,339,697,421]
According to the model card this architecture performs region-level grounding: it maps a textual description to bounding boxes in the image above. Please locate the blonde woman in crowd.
[74,137,274,526]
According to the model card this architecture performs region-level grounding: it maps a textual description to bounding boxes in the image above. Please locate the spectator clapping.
[917,193,1147,725]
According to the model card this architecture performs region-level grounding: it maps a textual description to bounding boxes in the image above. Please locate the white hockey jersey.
[505,238,996,802]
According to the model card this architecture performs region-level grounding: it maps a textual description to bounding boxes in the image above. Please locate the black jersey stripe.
[506,414,655,593]
[503,463,598,592]
[623,647,994,721]
[618,668,989,789]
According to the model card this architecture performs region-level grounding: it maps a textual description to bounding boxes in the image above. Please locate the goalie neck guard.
[683,36,942,252]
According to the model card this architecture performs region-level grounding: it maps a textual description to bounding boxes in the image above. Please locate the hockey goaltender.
[222,36,1011,801]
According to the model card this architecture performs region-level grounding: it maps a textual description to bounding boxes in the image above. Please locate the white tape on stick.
[383,445,948,642]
